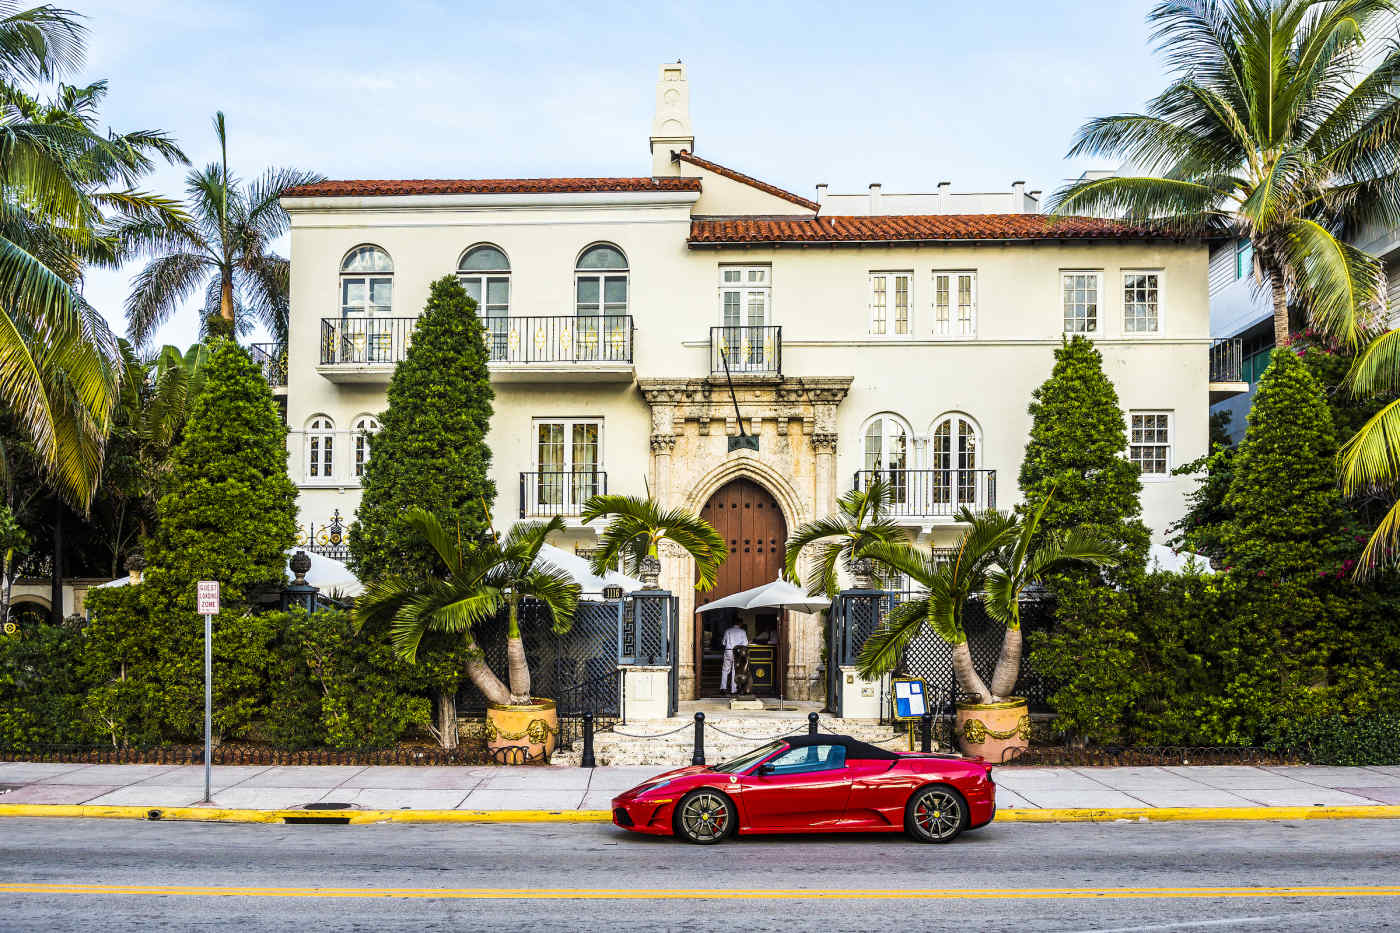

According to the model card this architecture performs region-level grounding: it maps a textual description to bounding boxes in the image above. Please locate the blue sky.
[74,0,1174,348]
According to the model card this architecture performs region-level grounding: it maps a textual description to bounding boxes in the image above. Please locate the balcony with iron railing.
[317,315,634,383]
[1209,336,1248,401]
[710,325,781,378]
[249,342,287,389]
[853,468,997,520]
[519,470,607,518]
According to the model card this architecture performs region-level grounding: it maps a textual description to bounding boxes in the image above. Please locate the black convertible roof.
[782,733,899,761]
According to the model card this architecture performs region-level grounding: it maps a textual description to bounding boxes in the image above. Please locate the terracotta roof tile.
[284,177,702,197]
[688,214,1201,244]
[675,151,819,211]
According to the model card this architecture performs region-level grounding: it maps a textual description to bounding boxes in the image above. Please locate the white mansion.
[277,64,1219,700]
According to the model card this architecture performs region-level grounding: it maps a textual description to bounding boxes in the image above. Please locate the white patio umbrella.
[535,543,644,594]
[695,578,831,614]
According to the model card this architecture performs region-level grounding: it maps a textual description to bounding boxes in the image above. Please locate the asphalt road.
[1,818,1398,932]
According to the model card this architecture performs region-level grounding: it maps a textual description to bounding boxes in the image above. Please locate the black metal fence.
[320,317,415,366]
[297,509,349,562]
[1210,336,1244,382]
[249,342,287,387]
[853,469,997,518]
[518,471,606,518]
[711,325,781,376]
[0,744,493,766]
[484,315,633,365]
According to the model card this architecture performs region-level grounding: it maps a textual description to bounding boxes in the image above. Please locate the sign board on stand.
[197,580,220,615]
[891,677,928,720]
[197,581,218,803]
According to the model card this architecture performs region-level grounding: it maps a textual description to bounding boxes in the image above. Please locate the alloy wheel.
[912,787,964,842]
[679,791,731,843]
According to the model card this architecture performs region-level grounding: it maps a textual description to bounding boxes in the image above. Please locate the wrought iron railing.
[852,469,997,518]
[710,325,781,376]
[319,317,415,365]
[1210,336,1244,382]
[296,509,349,561]
[518,471,606,518]
[249,342,287,387]
[485,315,633,365]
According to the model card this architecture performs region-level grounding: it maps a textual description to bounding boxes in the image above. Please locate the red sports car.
[611,733,996,844]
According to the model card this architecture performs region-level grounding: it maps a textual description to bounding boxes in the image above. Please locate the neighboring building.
[279,64,1215,702]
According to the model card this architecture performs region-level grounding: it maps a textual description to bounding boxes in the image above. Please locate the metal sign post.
[196,581,220,803]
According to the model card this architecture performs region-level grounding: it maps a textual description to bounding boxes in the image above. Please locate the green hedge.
[1271,710,1400,766]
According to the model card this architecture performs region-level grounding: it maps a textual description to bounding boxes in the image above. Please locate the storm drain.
[283,801,357,825]
[0,783,19,796]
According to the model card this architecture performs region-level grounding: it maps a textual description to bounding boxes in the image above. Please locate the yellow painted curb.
[1,803,1398,825]
[996,805,1400,823]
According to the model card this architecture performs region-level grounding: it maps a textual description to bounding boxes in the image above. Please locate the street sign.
[197,580,219,615]
[892,677,928,720]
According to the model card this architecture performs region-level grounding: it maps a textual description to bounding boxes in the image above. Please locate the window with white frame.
[933,271,977,338]
[459,245,510,359]
[1123,271,1161,334]
[862,414,910,505]
[930,414,982,509]
[306,416,335,480]
[352,415,380,479]
[340,246,394,362]
[719,266,771,365]
[869,272,912,336]
[1062,271,1101,334]
[1129,411,1172,476]
[576,244,629,361]
[533,418,603,514]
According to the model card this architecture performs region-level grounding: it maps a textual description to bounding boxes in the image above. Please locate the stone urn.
[955,698,1030,763]
[638,554,662,589]
[846,556,878,590]
[484,698,558,765]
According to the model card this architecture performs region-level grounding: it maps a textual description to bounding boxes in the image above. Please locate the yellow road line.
[1,803,1399,824]
[0,883,1398,900]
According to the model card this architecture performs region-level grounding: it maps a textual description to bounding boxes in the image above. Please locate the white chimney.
[1011,180,1026,212]
[815,183,828,209]
[650,62,694,176]
[1027,190,1042,213]
[937,180,951,212]
[869,183,882,214]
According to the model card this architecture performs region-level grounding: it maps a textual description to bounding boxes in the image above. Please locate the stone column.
[812,422,839,522]
[649,401,677,507]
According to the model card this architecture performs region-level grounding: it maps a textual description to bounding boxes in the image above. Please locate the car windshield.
[710,740,786,773]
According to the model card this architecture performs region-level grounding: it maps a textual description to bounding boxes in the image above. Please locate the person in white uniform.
[720,620,749,695]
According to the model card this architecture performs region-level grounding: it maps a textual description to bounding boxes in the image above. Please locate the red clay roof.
[689,214,1196,244]
[283,177,702,197]
[675,151,819,211]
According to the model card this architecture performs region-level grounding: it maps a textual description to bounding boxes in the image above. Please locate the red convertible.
[611,733,996,844]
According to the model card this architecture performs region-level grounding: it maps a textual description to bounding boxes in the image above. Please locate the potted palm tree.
[355,508,581,763]
[783,476,905,594]
[857,496,1119,761]
[581,493,726,589]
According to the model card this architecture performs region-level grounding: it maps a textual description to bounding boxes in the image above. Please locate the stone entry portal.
[697,478,787,697]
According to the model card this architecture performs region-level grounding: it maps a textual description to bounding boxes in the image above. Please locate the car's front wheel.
[904,784,968,844]
[674,789,735,845]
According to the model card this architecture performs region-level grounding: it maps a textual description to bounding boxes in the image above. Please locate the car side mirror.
[757,764,776,776]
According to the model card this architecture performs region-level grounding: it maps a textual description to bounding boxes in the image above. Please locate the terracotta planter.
[955,698,1030,763]
[484,698,558,765]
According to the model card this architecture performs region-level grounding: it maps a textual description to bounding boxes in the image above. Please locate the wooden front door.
[697,479,787,696]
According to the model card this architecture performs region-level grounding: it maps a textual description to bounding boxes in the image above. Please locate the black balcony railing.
[320,317,415,365]
[1210,337,1243,382]
[249,342,287,387]
[710,325,781,376]
[485,315,633,365]
[853,469,997,518]
[519,471,607,518]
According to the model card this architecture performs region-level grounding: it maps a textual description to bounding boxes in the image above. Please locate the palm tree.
[1051,0,1400,351]
[121,111,323,346]
[856,500,1120,703]
[355,507,580,748]
[0,8,187,508]
[783,476,905,595]
[1340,332,1400,573]
[581,493,726,589]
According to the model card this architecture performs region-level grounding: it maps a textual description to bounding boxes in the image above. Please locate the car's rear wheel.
[904,784,968,844]
[674,789,735,845]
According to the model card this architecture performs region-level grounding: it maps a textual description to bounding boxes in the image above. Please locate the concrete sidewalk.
[3,761,1400,813]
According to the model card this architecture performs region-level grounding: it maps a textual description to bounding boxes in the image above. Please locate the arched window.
[575,244,628,360]
[352,415,380,479]
[458,245,510,360]
[340,246,394,362]
[862,414,910,506]
[930,414,982,511]
[306,415,335,480]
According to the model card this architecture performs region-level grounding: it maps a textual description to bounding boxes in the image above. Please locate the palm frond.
[1279,216,1384,346]
[855,597,931,679]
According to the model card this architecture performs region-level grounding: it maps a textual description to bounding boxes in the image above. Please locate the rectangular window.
[1123,271,1161,334]
[1063,272,1101,334]
[533,418,603,514]
[719,266,771,366]
[1129,412,1172,476]
[869,272,912,336]
[1236,239,1254,281]
[933,272,977,337]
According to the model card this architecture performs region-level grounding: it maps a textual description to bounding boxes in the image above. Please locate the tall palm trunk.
[219,270,234,325]
[434,688,459,750]
[1268,262,1289,350]
[505,597,531,702]
[463,632,511,706]
[951,640,991,705]
[988,625,1022,701]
